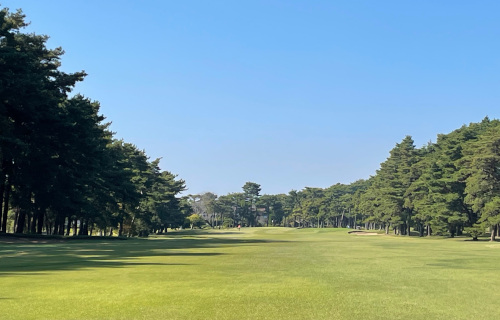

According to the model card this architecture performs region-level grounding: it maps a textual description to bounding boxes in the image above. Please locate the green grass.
[1,228,499,319]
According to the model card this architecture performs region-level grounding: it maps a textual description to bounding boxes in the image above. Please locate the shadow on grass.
[463,235,499,242]
[0,235,285,275]
[152,229,245,237]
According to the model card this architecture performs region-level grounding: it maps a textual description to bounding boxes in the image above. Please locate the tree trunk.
[118,213,125,237]
[26,211,31,234]
[58,217,65,235]
[1,180,10,233]
[53,214,63,235]
[80,219,86,235]
[0,176,4,231]
[15,209,26,234]
[490,224,497,242]
[37,207,45,234]
[79,218,89,236]
[53,217,59,235]
[13,207,19,233]
[0,159,11,233]
[66,217,71,236]
[128,217,135,237]
[417,223,423,237]
[30,208,38,234]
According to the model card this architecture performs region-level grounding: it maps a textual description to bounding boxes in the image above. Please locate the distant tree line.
[0,8,189,236]
[193,118,500,241]
[190,181,368,231]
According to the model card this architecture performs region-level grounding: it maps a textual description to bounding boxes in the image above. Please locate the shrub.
[464,226,484,241]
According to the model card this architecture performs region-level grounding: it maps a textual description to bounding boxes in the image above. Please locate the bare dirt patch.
[348,230,380,236]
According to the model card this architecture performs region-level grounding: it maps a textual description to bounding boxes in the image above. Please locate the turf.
[1,228,499,319]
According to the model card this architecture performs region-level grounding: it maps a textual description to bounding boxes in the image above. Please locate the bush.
[465,226,484,241]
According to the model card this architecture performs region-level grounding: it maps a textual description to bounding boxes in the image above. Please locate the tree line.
[189,181,368,230]
[357,117,500,241]
[192,117,500,241]
[0,8,189,237]
[4,7,499,241]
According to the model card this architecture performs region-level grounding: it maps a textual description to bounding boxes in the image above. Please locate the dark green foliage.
[242,182,261,226]
[358,118,500,238]
[258,194,285,226]
[464,226,483,241]
[363,136,419,235]
[209,119,500,241]
[461,123,500,240]
[0,7,186,236]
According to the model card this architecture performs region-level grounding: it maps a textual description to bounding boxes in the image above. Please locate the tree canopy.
[0,7,187,237]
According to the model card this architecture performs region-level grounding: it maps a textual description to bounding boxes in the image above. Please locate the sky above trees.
[7,0,500,195]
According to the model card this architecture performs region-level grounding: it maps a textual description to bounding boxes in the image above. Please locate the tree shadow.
[0,235,286,275]
[153,230,247,237]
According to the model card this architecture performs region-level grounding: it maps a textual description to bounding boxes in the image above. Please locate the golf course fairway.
[1,228,499,320]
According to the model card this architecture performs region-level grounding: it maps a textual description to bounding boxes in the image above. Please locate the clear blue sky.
[6,1,500,195]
